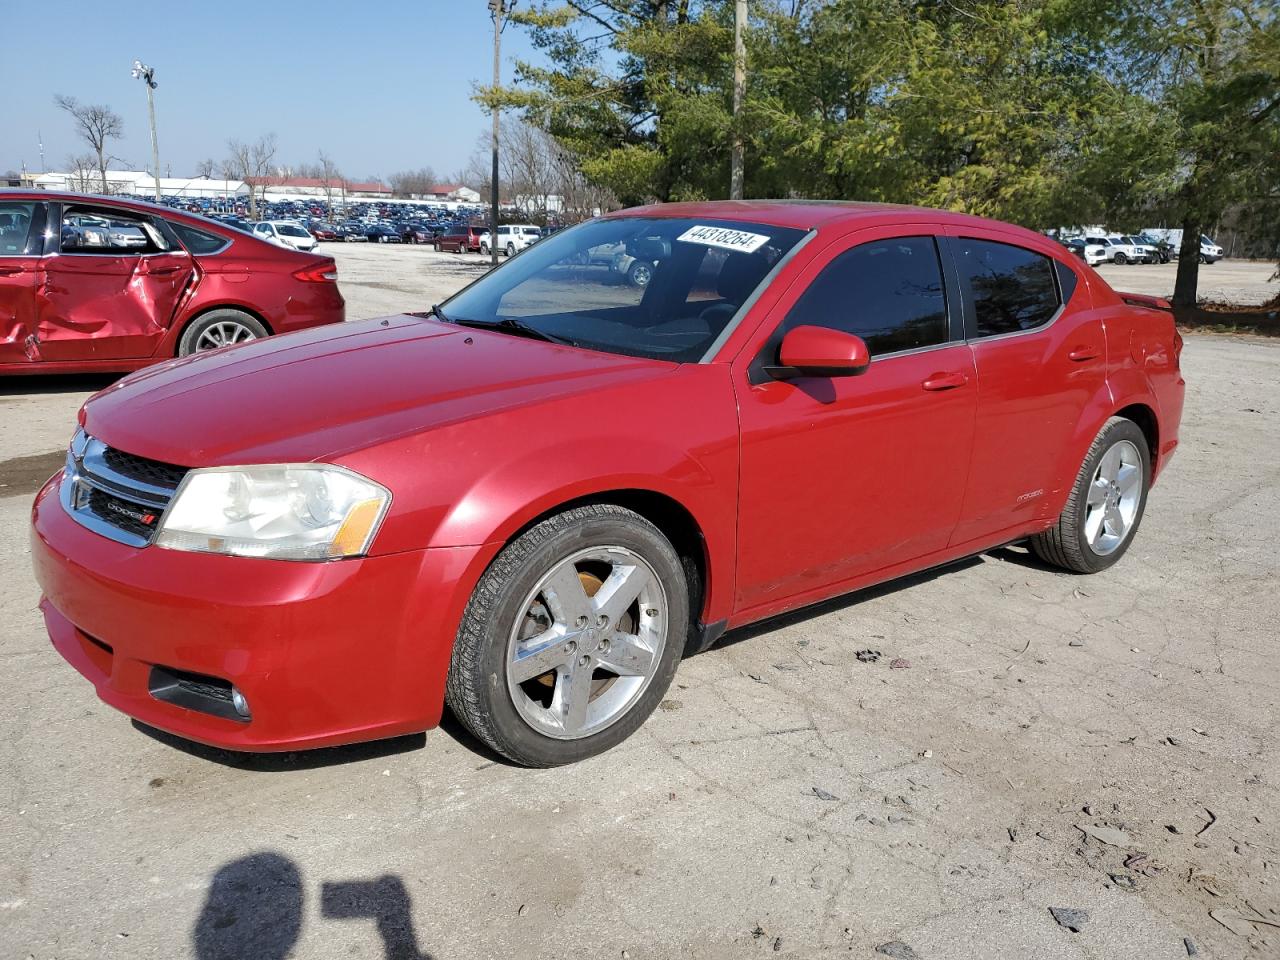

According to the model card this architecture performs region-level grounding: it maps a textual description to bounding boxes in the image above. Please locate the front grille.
[61,433,190,547]
[101,446,188,490]
[85,486,163,541]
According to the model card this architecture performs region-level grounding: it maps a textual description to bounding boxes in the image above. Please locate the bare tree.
[225,134,278,219]
[55,96,123,193]
[387,167,437,198]
[317,150,342,220]
[64,154,100,192]
[195,158,217,178]
[502,121,559,219]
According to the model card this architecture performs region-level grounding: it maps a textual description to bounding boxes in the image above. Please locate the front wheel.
[505,243,516,257]
[1031,417,1150,573]
[446,504,689,766]
[1113,253,1128,264]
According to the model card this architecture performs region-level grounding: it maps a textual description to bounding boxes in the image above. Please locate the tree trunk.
[97,149,108,194]
[1171,217,1201,308]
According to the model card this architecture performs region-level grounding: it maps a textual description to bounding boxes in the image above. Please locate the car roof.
[605,199,1050,243]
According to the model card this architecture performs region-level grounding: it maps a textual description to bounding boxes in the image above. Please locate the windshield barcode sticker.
[676,225,771,254]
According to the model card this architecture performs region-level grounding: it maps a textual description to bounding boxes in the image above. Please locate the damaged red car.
[0,191,344,374]
[30,201,1184,766]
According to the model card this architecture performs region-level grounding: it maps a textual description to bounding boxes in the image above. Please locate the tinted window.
[277,225,310,238]
[953,238,1059,337]
[171,222,229,255]
[0,201,38,255]
[780,236,948,357]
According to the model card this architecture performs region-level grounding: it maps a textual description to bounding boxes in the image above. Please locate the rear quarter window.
[953,238,1060,337]
[171,222,230,255]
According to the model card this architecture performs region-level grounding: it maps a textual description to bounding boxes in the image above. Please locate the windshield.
[442,216,807,362]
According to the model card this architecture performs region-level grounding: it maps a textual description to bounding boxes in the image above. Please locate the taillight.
[1173,329,1183,370]
[293,262,338,283]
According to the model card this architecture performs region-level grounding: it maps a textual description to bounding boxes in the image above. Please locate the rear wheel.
[446,504,688,766]
[178,309,268,357]
[505,243,516,257]
[1031,417,1150,573]
[480,242,489,256]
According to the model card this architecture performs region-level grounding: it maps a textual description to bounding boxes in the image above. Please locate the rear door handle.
[921,371,969,392]
[1068,345,1100,362]
[0,266,23,276]
[146,266,184,276]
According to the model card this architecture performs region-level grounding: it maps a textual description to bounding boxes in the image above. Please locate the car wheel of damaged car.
[446,504,688,766]
[179,309,269,356]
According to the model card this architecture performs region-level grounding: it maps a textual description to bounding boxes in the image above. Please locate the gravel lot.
[1,246,1277,959]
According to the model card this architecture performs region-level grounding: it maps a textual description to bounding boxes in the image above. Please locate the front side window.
[953,238,1060,337]
[60,206,167,255]
[0,201,40,255]
[443,216,806,363]
[779,236,949,357]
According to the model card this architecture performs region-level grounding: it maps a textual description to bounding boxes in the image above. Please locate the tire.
[178,309,269,357]
[1113,253,1128,264]
[505,243,515,257]
[1030,417,1150,574]
[480,243,489,256]
[627,260,654,288]
[446,504,689,767]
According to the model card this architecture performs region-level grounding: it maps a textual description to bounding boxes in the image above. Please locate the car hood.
[81,315,674,466]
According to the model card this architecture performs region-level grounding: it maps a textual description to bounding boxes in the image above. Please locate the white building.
[30,169,247,199]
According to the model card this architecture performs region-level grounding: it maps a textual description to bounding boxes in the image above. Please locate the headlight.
[155,464,390,561]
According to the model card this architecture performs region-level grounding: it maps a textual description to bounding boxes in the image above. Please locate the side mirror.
[768,325,871,380]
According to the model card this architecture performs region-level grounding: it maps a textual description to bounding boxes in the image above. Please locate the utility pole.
[730,0,746,200]
[38,130,45,173]
[488,0,513,268]
[131,60,161,201]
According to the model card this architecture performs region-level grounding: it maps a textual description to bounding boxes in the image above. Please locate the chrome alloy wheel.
[1084,439,1142,556]
[195,320,258,351]
[505,546,668,740]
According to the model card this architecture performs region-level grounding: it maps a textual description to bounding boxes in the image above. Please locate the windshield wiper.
[445,314,576,347]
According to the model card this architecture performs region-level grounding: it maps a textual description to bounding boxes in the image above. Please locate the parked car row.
[1059,230,1222,266]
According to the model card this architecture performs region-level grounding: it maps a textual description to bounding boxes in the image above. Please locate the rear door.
[0,199,47,365]
[941,229,1105,545]
[37,202,195,362]
[733,228,977,614]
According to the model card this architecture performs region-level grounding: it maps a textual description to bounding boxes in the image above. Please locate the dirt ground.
[1,247,1277,959]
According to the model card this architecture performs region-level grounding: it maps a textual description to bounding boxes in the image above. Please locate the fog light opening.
[231,686,251,720]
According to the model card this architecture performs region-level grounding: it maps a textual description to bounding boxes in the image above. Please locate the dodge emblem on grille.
[105,500,158,526]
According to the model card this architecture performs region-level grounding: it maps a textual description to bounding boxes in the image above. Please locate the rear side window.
[781,236,949,357]
[953,238,1060,337]
[60,206,168,255]
[171,222,229,255]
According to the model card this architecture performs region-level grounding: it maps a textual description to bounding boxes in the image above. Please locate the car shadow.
[0,372,121,396]
[194,853,434,960]
[708,554,986,651]
[131,720,426,771]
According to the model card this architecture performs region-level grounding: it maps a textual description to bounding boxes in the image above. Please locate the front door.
[0,199,46,365]
[733,229,977,618]
[37,203,194,362]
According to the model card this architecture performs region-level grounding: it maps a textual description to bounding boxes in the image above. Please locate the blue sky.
[0,0,541,182]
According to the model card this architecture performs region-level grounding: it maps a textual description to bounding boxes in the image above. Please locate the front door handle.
[0,266,23,276]
[921,371,969,392]
[1068,345,1100,362]
[145,266,184,276]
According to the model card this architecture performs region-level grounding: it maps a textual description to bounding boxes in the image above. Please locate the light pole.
[488,0,514,268]
[131,59,161,201]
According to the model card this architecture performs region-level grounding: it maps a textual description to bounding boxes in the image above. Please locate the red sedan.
[0,191,344,375]
[31,201,1184,766]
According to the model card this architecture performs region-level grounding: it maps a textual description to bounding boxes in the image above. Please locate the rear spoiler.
[1119,291,1171,311]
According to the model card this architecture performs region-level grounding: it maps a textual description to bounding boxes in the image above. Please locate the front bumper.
[31,474,488,751]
